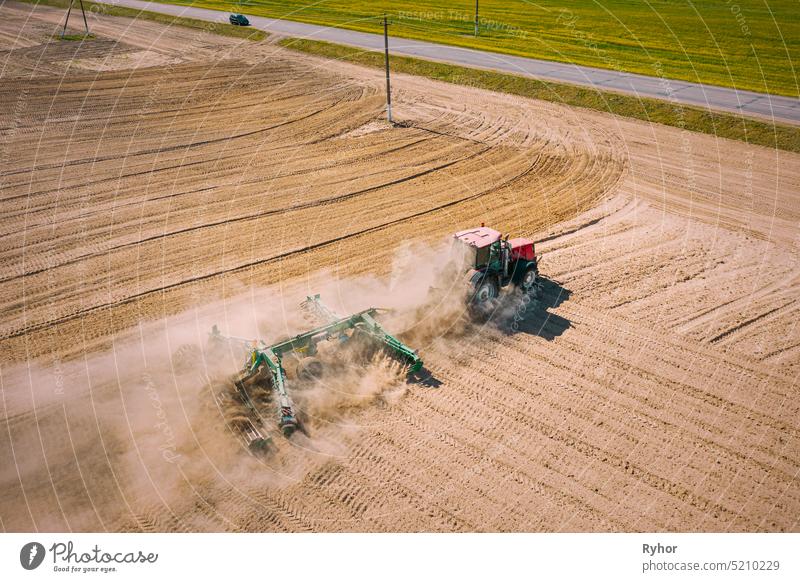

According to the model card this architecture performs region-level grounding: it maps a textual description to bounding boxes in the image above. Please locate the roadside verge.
[279,37,800,154]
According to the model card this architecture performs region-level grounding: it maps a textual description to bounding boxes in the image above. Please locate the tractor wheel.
[473,276,499,306]
[469,276,499,320]
[518,266,538,295]
[296,357,324,382]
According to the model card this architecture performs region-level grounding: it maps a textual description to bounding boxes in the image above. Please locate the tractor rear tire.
[518,266,539,296]
[296,357,324,382]
[470,276,499,320]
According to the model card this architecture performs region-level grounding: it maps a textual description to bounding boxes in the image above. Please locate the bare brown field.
[1,2,798,532]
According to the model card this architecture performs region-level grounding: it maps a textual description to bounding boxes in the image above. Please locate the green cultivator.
[210,295,422,450]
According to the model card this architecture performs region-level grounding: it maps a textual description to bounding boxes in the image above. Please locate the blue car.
[229,13,250,26]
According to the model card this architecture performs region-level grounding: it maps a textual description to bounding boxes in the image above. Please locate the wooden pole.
[383,14,392,123]
[79,0,89,35]
[61,0,73,38]
[61,0,91,38]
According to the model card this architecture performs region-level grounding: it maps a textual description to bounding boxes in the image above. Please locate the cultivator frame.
[210,295,422,447]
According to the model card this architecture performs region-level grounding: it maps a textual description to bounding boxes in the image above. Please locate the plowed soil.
[1,2,798,532]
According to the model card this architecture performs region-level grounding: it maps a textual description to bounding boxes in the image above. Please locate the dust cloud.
[0,236,476,531]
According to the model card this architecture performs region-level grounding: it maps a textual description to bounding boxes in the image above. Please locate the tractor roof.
[454,227,501,248]
[508,237,534,248]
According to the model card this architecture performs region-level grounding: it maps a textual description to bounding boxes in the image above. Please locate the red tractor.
[453,226,542,309]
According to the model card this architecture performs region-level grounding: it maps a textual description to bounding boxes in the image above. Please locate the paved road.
[96,0,800,125]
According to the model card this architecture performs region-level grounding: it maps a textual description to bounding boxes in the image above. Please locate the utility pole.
[61,0,89,39]
[383,14,393,124]
[474,0,479,36]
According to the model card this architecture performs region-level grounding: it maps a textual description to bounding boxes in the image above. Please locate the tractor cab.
[453,226,502,269]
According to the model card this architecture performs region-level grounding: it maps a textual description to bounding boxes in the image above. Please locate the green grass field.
[152,0,799,97]
[280,37,800,154]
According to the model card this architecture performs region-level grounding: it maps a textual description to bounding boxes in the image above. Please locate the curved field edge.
[278,38,800,155]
